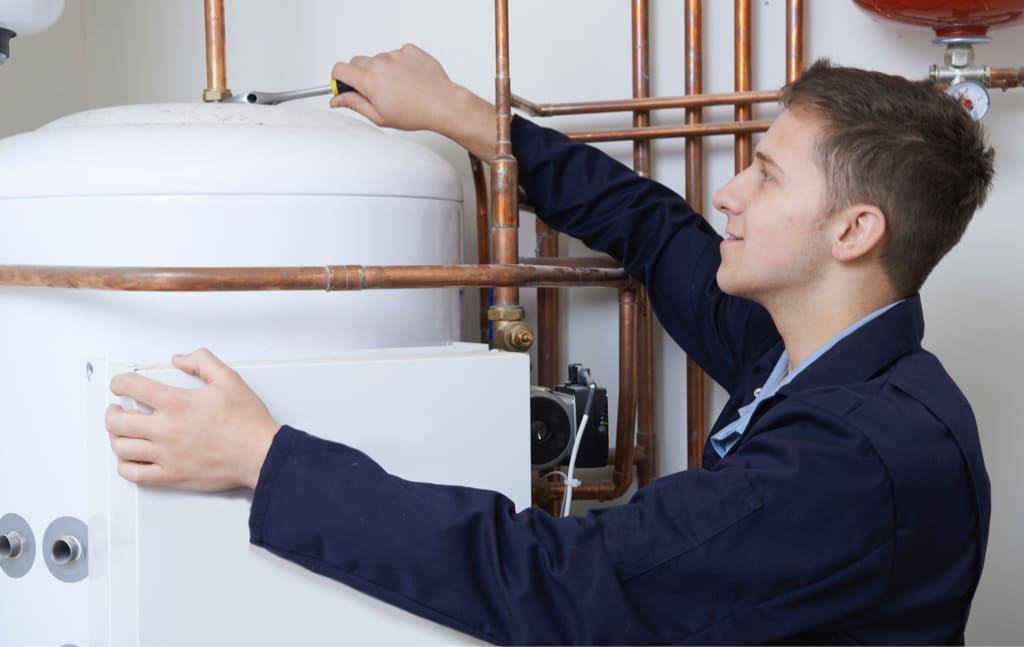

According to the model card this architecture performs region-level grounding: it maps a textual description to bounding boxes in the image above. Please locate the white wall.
[0,0,86,137]
[1,1,1021,642]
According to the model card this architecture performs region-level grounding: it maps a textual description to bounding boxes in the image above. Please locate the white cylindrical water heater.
[0,104,522,645]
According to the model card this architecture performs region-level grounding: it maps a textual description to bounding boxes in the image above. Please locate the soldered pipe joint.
[0,532,22,560]
[203,88,233,103]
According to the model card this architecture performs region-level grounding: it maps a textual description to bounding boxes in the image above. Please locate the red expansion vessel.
[853,0,1024,39]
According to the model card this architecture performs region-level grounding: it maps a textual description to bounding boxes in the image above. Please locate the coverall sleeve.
[511,116,778,391]
[250,423,895,645]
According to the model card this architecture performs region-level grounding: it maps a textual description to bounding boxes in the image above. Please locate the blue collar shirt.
[710,300,903,458]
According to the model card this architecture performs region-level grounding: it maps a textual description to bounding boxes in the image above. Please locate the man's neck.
[765,284,901,372]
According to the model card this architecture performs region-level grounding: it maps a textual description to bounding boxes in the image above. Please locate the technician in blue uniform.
[106,45,994,644]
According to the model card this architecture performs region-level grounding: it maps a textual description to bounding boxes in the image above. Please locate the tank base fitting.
[51,535,83,565]
[0,532,23,559]
[0,513,35,578]
[43,516,88,583]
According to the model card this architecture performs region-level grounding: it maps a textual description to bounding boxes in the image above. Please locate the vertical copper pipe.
[632,0,652,175]
[612,286,639,491]
[490,0,520,310]
[734,0,753,170]
[685,0,708,470]
[633,0,657,486]
[786,0,806,83]
[202,0,231,102]
[636,289,656,484]
[536,222,560,387]
[471,155,492,344]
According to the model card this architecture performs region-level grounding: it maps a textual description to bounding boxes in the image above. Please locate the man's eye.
[759,167,772,182]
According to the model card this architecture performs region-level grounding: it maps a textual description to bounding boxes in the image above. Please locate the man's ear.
[831,204,887,263]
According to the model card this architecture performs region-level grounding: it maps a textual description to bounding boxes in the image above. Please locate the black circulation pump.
[529,364,609,469]
[0,28,15,65]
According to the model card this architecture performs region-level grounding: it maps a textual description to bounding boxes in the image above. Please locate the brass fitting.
[203,88,233,102]
[488,305,535,352]
[494,320,535,353]
[488,304,525,322]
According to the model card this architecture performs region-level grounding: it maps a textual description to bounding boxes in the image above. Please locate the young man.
[106,45,994,643]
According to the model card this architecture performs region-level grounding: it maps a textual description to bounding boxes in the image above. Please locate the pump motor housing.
[530,365,609,469]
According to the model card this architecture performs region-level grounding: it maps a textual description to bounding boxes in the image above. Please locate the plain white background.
[2,1,1021,642]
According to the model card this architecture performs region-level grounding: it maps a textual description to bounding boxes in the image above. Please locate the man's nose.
[712,173,746,217]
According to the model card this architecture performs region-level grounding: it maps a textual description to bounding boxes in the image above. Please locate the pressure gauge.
[947,80,990,120]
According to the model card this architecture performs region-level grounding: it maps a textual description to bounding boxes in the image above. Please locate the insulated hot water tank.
[0,104,531,645]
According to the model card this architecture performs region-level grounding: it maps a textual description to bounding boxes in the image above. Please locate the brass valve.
[488,305,535,352]
[495,320,535,353]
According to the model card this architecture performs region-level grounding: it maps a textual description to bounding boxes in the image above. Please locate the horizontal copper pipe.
[512,89,780,116]
[0,264,631,292]
[568,119,771,143]
[989,66,1023,89]
[521,256,620,268]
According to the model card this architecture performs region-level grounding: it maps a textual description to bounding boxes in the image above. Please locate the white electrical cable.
[560,375,597,517]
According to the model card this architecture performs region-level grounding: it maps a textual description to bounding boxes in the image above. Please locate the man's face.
[712,108,834,306]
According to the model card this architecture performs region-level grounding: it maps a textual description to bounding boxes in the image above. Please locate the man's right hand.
[330,44,498,163]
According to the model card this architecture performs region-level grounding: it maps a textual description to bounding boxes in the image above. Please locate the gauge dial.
[947,80,990,120]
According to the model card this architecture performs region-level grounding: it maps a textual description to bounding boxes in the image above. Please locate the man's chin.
[716,271,740,296]
[716,273,757,301]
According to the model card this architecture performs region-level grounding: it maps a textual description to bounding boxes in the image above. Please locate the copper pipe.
[202,0,231,102]
[522,256,619,268]
[537,287,638,503]
[735,0,753,170]
[633,0,657,487]
[470,155,492,343]
[632,0,652,175]
[0,264,630,292]
[988,66,1024,89]
[535,222,561,387]
[685,0,704,215]
[686,0,708,470]
[511,89,780,117]
[636,289,656,484]
[493,0,512,161]
[786,0,806,83]
[567,119,770,144]
[490,0,520,310]
[609,444,648,466]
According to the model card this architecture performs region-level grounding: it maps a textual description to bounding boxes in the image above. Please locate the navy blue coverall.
[248,116,991,644]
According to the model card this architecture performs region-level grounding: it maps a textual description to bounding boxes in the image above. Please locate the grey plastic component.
[0,27,13,65]
[0,513,35,578]
[43,516,88,583]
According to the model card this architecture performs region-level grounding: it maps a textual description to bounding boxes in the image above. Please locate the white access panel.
[84,344,530,646]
